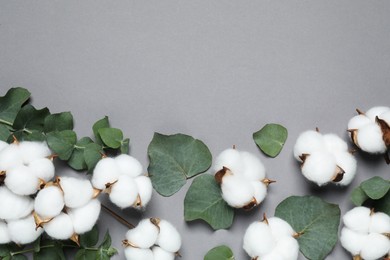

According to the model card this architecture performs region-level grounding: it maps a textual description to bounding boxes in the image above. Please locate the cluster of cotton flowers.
[348,107,390,158]
[123,218,181,260]
[293,130,357,186]
[243,215,299,260]
[92,154,153,209]
[340,207,390,260]
[213,148,273,210]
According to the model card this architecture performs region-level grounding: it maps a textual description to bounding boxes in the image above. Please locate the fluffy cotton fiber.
[0,186,34,220]
[44,212,74,240]
[68,199,101,234]
[34,186,65,219]
[7,214,44,244]
[59,176,94,208]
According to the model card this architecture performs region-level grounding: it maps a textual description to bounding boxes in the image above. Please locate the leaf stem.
[11,244,78,256]
[0,118,13,127]
[101,204,134,229]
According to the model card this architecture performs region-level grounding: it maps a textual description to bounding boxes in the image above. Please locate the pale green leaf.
[351,186,369,206]
[98,128,123,149]
[253,123,287,157]
[361,176,390,200]
[68,137,93,170]
[46,130,77,160]
[84,143,103,172]
[204,245,235,260]
[120,138,130,154]
[92,116,109,145]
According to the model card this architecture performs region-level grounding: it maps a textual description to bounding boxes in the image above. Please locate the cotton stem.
[101,204,134,229]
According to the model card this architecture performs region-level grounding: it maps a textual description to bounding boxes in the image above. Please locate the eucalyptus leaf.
[46,130,77,160]
[13,104,50,132]
[275,196,340,260]
[204,245,235,260]
[44,112,74,132]
[84,143,104,172]
[0,125,11,141]
[68,137,94,170]
[253,123,287,157]
[184,174,234,230]
[33,240,65,260]
[92,116,109,145]
[148,133,212,196]
[80,225,99,248]
[75,249,97,260]
[99,230,112,249]
[0,87,30,125]
[350,186,369,206]
[98,128,123,149]
[361,176,390,200]
[374,191,390,215]
[120,138,130,154]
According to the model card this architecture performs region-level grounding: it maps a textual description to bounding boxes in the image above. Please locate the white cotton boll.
[34,186,64,219]
[356,124,387,153]
[124,247,154,260]
[156,219,182,253]
[0,144,22,171]
[262,250,285,260]
[379,110,390,126]
[214,148,243,176]
[8,214,43,244]
[19,141,51,164]
[333,151,357,186]
[369,212,390,234]
[360,233,390,260]
[152,246,175,260]
[115,154,143,177]
[301,152,337,186]
[134,175,153,207]
[0,186,33,220]
[267,217,295,241]
[240,151,266,181]
[365,106,390,121]
[243,221,275,258]
[68,199,101,234]
[0,140,8,152]
[343,207,371,233]
[125,218,159,248]
[323,134,348,153]
[109,175,138,208]
[293,130,325,160]
[348,115,372,130]
[44,212,74,240]
[92,157,120,190]
[274,236,299,260]
[340,228,367,256]
[59,177,94,208]
[221,174,254,208]
[5,165,40,195]
[29,158,55,182]
[252,181,267,205]
[0,221,11,244]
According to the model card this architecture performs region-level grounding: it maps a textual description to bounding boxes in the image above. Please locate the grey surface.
[1,1,390,259]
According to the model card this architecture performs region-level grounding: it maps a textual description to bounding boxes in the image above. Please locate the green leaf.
[44,112,74,133]
[33,240,65,260]
[0,244,10,257]
[99,231,112,249]
[80,225,99,248]
[204,245,235,260]
[68,137,94,170]
[0,87,30,125]
[46,130,77,160]
[84,143,103,172]
[351,186,369,206]
[13,104,50,132]
[148,133,212,196]
[0,124,11,141]
[361,176,390,200]
[120,138,130,154]
[92,116,109,145]
[97,232,117,259]
[75,249,97,260]
[275,196,340,260]
[253,123,288,157]
[184,175,234,230]
[374,191,390,215]
[98,128,123,149]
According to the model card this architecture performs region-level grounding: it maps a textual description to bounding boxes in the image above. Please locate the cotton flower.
[7,214,44,244]
[0,186,34,220]
[43,212,74,240]
[59,176,94,208]
[34,185,65,219]
[0,221,11,244]
[67,199,101,235]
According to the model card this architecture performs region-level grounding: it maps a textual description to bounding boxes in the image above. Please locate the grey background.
[1,1,390,259]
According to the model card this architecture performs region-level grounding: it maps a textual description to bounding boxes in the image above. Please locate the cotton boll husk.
[360,233,390,260]
[356,124,387,153]
[343,206,371,233]
[221,174,254,208]
[29,158,55,182]
[68,199,101,234]
[8,214,43,244]
[0,221,11,244]
[59,177,94,208]
[214,148,243,176]
[340,228,367,256]
[34,186,65,219]
[115,154,143,177]
[156,219,182,253]
[243,221,275,258]
[274,236,299,260]
[333,151,357,186]
[0,186,33,220]
[109,175,138,208]
[124,247,154,260]
[348,115,372,130]
[252,181,267,205]
[19,141,51,165]
[0,144,22,171]
[125,218,159,248]
[301,152,336,186]
[44,212,74,240]
[92,157,120,189]
[369,212,390,233]
[267,217,295,241]
[365,106,390,121]
[323,134,348,153]
[240,151,266,180]
[134,175,153,207]
[0,140,8,152]
[379,110,390,126]
[152,246,175,260]
[5,165,40,195]
[293,130,325,160]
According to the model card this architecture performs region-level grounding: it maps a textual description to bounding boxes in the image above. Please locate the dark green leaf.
[184,175,234,230]
[9,255,27,260]
[84,143,103,172]
[0,125,11,141]
[204,245,235,260]
[253,123,288,157]
[75,249,97,260]
[99,231,112,249]
[0,87,30,125]
[33,240,65,260]
[374,191,390,215]
[361,176,390,200]
[80,225,99,248]
[32,238,40,253]
[120,138,130,154]
[46,130,77,160]
[0,244,10,257]
[351,186,369,206]
[275,196,340,260]
[68,137,93,170]
[13,104,50,132]
[44,112,74,133]
[92,116,109,145]
[98,128,123,149]
[148,133,212,196]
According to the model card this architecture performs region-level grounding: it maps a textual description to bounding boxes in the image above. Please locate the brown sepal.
[215,166,230,184]
[33,212,53,230]
[356,108,365,115]
[293,231,304,238]
[70,233,80,246]
[122,239,139,248]
[352,255,362,260]
[299,153,310,164]
[262,213,269,225]
[347,129,359,147]
[262,178,276,187]
[133,194,142,207]
[150,217,161,229]
[332,165,345,183]
[0,171,5,185]
[92,188,102,198]
[242,197,257,211]
[376,116,390,147]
